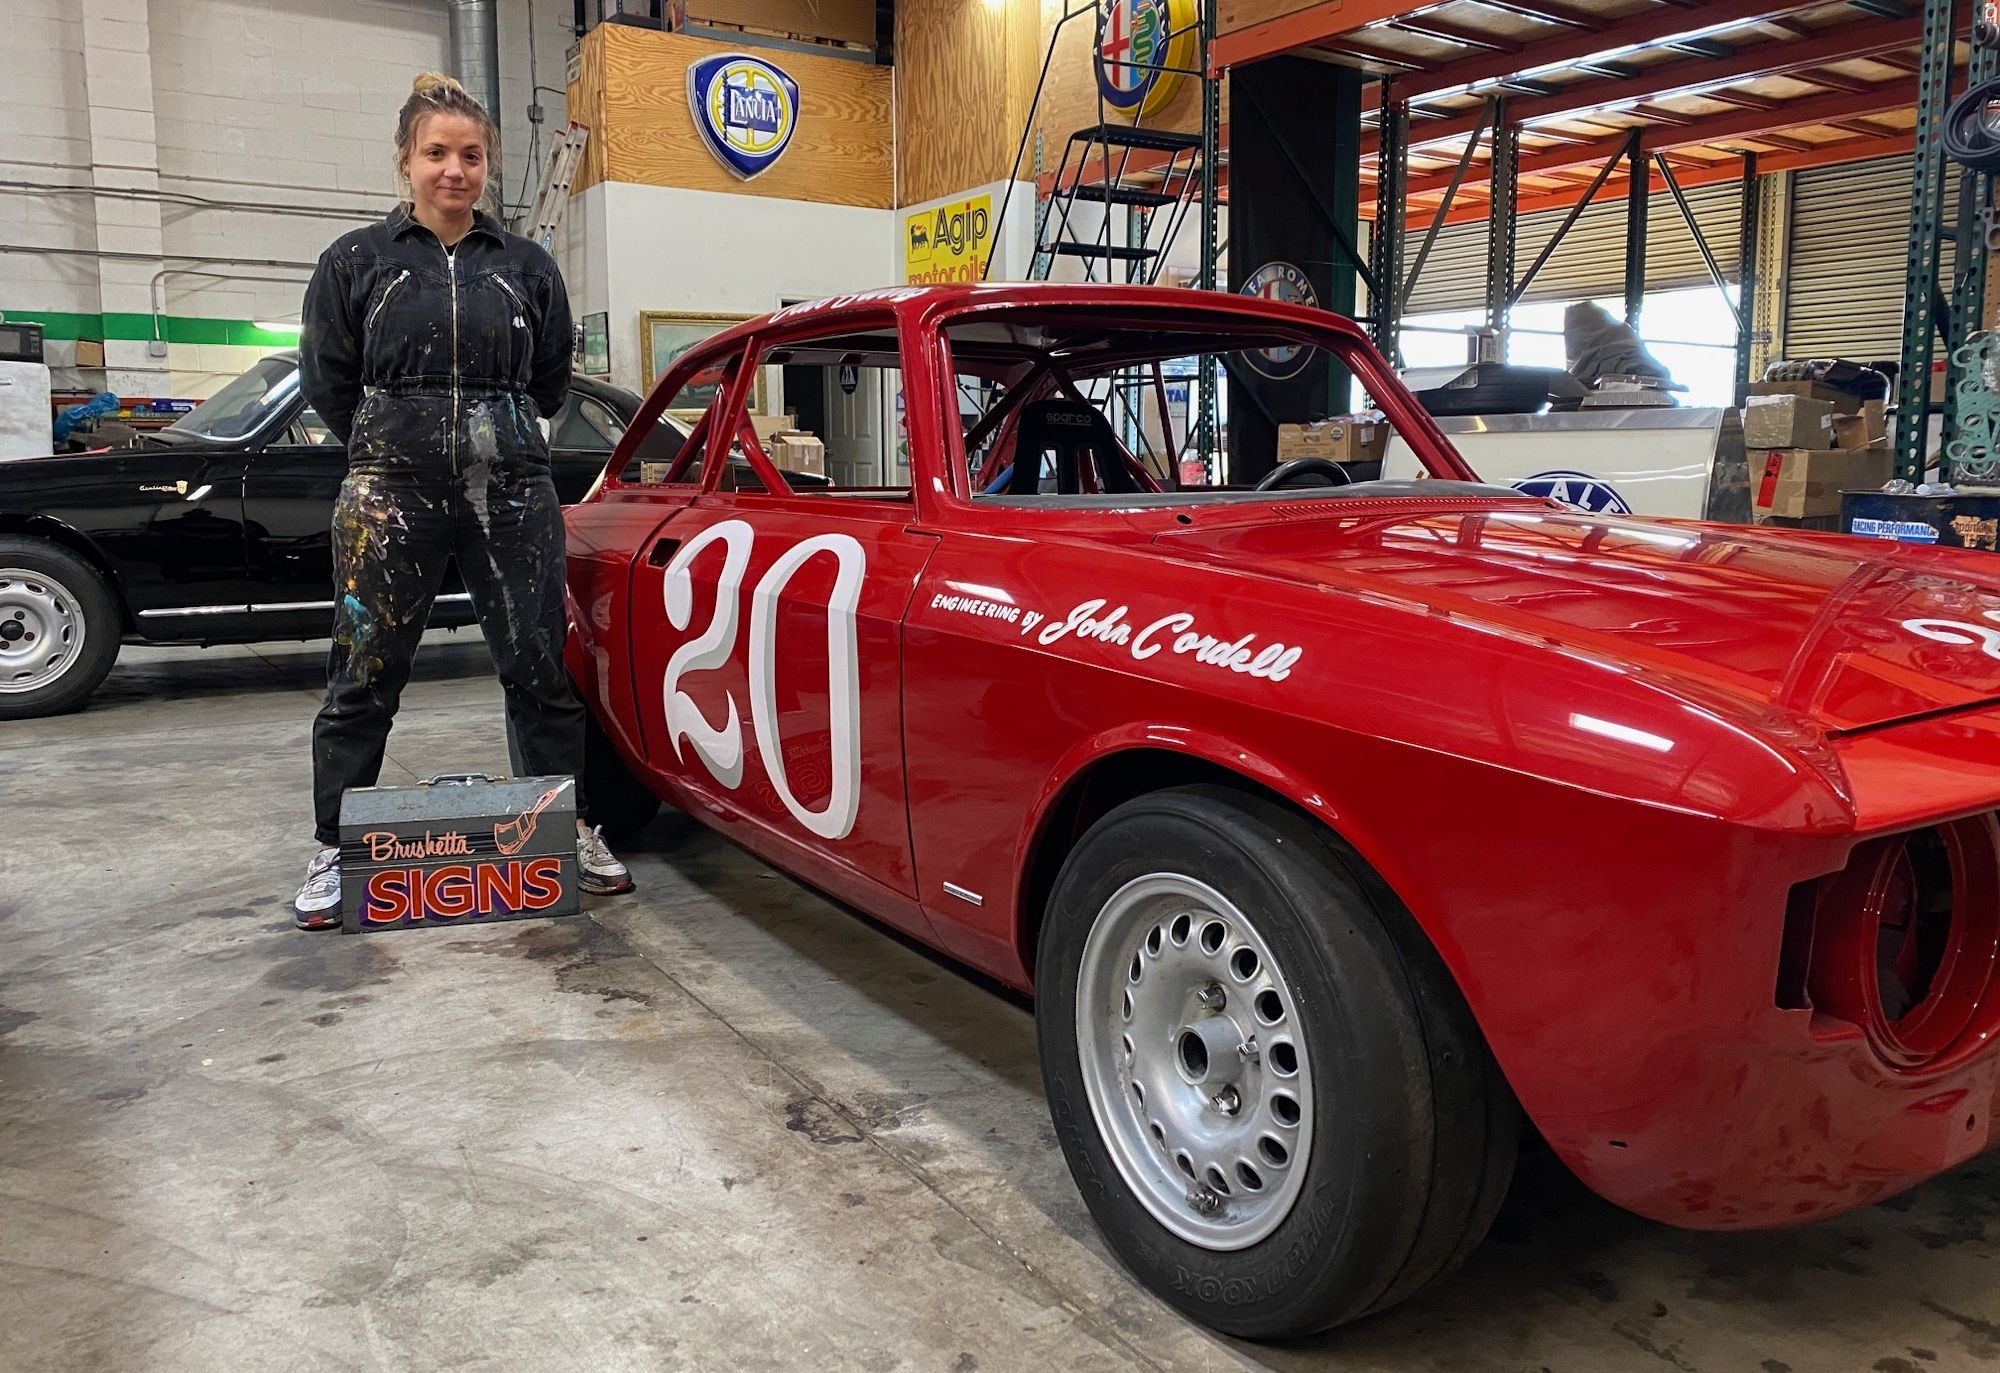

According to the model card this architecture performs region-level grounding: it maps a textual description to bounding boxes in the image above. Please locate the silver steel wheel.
[1075,872,1315,1250]
[0,566,86,696]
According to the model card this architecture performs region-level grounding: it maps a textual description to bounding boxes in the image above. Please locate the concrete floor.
[5,636,2000,1373]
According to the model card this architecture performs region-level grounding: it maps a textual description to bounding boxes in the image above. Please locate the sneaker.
[294,846,343,930]
[577,825,633,895]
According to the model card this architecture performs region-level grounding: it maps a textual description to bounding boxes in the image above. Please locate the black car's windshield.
[162,356,299,442]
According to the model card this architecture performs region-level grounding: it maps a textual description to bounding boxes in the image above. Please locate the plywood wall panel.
[572,24,891,208]
[895,0,1027,207]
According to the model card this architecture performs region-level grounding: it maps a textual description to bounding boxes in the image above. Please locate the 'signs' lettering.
[362,858,565,924]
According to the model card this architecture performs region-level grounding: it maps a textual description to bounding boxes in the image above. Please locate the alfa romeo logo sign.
[1095,0,1195,117]
[1239,262,1318,380]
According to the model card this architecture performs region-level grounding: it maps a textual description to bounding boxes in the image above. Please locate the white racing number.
[661,519,866,840]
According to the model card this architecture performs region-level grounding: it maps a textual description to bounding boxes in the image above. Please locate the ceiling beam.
[1390,0,1834,102]
[1364,14,1920,157]
[1383,83,1912,201]
[1463,0,1605,29]
[1406,130,1915,227]
[1386,15,1523,51]
[1209,1,1450,74]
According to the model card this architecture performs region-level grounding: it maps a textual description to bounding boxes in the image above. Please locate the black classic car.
[0,352,681,719]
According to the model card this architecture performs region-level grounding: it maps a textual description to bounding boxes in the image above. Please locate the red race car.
[565,285,2000,1338]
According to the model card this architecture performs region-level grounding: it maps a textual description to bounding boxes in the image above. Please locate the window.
[1399,285,1741,407]
[945,312,1393,499]
[623,354,737,486]
[550,393,624,451]
[732,328,910,498]
[164,356,298,441]
[287,408,339,446]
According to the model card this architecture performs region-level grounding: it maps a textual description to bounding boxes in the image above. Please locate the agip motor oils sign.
[904,195,992,284]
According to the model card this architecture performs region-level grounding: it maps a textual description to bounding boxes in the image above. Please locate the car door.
[31,441,253,633]
[241,404,481,638]
[620,327,938,926]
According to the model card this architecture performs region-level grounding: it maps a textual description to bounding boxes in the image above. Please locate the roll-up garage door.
[1392,179,1743,318]
[1784,155,1945,364]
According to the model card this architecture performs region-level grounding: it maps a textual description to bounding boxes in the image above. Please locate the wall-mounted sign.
[576,311,610,376]
[904,194,992,284]
[1095,0,1197,118]
[687,52,799,180]
[1238,261,1318,380]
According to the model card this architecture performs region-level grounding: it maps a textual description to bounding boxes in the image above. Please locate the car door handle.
[648,536,681,567]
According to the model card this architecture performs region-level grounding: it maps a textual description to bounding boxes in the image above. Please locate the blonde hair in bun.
[394,69,499,208]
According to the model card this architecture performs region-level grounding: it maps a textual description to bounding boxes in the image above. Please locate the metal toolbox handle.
[419,772,502,787]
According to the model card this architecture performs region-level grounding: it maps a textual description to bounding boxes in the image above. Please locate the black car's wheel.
[0,538,121,721]
[1036,785,1517,1339]
[583,701,662,841]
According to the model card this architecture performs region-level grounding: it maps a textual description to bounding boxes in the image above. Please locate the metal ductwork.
[446,0,504,210]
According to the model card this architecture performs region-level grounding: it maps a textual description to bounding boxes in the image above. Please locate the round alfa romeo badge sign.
[1095,0,1194,116]
[1239,262,1318,380]
[1514,470,1633,514]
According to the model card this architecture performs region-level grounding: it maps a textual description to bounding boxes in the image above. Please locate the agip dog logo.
[687,53,799,181]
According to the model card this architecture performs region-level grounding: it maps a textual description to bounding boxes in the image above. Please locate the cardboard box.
[1752,447,1895,520]
[72,339,105,368]
[1277,418,1386,464]
[671,0,873,46]
[1749,380,1860,412]
[750,413,796,442]
[1830,410,1889,451]
[768,429,826,476]
[1744,394,1838,450]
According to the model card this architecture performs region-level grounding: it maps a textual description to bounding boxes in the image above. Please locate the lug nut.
[1197,983,1225,1011]
[1237,1035,1259,1062]
[1187,1185,1221,1215]
[1211,1086,1241,1116]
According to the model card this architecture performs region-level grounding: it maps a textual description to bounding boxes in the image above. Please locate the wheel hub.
[0,568,84,695]
[1076,873,1315,1251]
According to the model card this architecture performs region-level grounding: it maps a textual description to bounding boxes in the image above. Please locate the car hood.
[1155,503,2000,733]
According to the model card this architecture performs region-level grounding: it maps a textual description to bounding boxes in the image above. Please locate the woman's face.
[404,112,487,218]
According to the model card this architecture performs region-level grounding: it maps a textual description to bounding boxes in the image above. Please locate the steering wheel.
[1254,456,1353,491]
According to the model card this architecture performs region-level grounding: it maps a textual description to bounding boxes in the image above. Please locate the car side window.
[624,355,735,486]
[288,408,340,447]
[730,328,910,499]
[551,393,625,452]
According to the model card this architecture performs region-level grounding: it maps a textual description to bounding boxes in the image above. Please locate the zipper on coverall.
[444,241,459,475]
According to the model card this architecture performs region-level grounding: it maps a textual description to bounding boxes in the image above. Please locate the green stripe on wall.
[5,310,301,348]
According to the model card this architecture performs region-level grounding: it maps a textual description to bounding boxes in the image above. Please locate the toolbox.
[338,773,578,933]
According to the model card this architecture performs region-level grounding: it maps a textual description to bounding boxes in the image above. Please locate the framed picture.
[639,310,766,413]
[575,311,610,376]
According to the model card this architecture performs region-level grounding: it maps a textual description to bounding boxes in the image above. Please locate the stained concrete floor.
[5,635,2000,1373]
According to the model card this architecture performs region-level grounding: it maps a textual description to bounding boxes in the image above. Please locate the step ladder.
[1036,124,1202,285]
[528,123,590,254]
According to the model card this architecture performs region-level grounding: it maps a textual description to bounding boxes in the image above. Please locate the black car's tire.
[0,537,121,721]
[583,701,662,840]
[1035,785,1518,1339]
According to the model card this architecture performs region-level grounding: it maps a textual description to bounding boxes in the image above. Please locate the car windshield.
[163,356,299,441]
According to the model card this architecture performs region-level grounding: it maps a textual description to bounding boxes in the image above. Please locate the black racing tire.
[1035,784,1518,1339]
[582,701,662,841]
[0,537,121,721]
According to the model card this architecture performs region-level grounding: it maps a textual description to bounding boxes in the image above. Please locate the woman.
[291,72,632,929]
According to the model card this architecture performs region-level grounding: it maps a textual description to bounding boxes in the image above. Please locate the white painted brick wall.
[0,4,95,300]
[3,0,580,363]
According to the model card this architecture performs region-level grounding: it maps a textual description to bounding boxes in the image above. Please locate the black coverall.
[299,204,584,845]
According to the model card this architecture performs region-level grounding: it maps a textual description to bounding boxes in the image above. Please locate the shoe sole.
[579,874,634,896]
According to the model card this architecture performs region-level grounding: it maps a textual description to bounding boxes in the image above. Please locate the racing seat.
[1004,399,1143,496]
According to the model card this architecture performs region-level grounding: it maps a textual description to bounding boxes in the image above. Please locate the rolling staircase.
[1034,124,1204,284]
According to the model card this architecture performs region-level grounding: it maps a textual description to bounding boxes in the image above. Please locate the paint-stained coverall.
[299,204,583,845]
